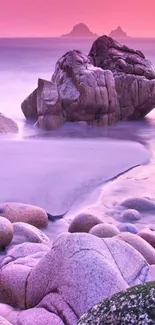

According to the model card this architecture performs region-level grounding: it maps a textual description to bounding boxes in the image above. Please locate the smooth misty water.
[0,37,155,123]
[0,37,155,221]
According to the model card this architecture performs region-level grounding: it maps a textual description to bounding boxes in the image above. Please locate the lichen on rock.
[77,281,155,325]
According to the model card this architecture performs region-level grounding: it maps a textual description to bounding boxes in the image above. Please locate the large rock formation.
[89,35,155,119]
[52,50,119,125]
[61,23,98,38]
[0,114,18,133]
[89,35,155,79]
[21,36,155,130]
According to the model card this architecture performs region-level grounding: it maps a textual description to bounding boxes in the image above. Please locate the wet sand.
[0,138,149,219]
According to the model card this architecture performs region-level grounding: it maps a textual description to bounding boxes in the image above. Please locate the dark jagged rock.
[89,35,155,79]
[21,35,155,130]
[61,23,98,38]
[21,78,64,130]
[77,282,155,325]
[21,88,38,121]
[89,35,155,119]
[109,26,128,38]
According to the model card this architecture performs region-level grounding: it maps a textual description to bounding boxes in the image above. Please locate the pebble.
[12,222,49,245]
[89,223,119,238]
[120,197,155,212]
[0,202,48,228]
[121,209,141,222]
[68,213,102,233]
[117,223,138,234]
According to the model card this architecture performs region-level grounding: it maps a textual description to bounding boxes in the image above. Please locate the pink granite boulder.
[0,217,13,248]
[68,213,102,233]
[89,223,119,238]
[0,203,48,228]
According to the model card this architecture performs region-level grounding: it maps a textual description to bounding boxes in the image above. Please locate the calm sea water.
[0,37,155,219]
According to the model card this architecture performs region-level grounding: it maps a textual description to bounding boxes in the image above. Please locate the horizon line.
[0,35,155,39]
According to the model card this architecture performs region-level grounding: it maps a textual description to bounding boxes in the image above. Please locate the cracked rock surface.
[1,233,155,324]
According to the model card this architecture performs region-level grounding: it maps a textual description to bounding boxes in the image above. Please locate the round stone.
[0,203,48,228]
[117,232,155,265]
[0,217,13,248]
[138,229,155,249]
[120,197,155,212]
[12,222,49,245]
[117,223,138,234]
[68,213,102,233]
[89,223,119,238]
[121,209,141,222]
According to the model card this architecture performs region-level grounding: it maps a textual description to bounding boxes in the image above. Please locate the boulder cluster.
[1,197,155,324]
[21,35,155,130]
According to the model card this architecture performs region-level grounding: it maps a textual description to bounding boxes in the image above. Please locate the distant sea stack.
[109,26,128,38]
[61,23,98,38]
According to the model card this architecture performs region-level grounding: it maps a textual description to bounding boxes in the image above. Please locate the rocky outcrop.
[77,282,155,324]
[89,35,155,118]
[0,114,18,133]
[52,50,119,125]
[89,35,155,78]
[21,36,155,130]
[2,233,155,325]
[21,89,38,120]
[109,26,128,38]
[21,79,64,129]
[61,23,97,38]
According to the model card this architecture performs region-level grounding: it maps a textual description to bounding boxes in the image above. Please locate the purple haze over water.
[0,37,155,124]
[0,37,155,219]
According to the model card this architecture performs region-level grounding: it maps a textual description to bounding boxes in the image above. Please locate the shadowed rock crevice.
[39,292,79,325]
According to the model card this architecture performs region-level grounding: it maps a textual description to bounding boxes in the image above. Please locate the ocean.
[0,37,155,236]
[0,37,155,124]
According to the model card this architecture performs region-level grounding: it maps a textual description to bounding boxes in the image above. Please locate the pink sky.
[0,0,155,37]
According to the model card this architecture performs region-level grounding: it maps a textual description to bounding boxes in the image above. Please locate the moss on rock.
[77,282,155,324]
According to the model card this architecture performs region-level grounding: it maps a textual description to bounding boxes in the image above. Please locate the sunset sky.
[0,0,155,37]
